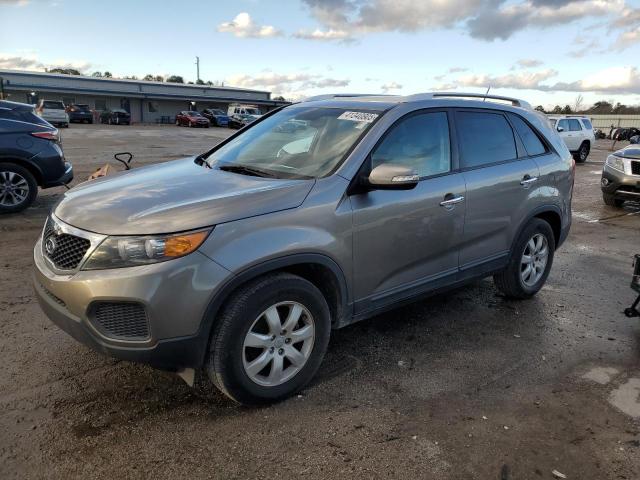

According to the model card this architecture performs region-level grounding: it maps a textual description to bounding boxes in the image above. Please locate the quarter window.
[568,119,582,131]
[371,112,451,177]
[456,112,517,168]
[509,114,547,156]
[580,119,593,130]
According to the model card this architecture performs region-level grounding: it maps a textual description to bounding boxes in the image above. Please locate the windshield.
[206,106,381,179]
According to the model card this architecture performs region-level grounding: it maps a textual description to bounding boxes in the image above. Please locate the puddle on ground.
[609,378,640,418]
[582,367,619,385]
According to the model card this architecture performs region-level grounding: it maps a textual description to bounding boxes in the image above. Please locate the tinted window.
[557,119,569,131]
[457,112,517,168]
[371,112,451,177]
[568,119,582,131]
[581,118,593,130]
[43,101,64,109]
[509,114,547,156]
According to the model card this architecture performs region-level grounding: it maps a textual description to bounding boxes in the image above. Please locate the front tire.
[603,192,624,208]
[206,273,331,405]
[0,163,38,214]
[494,218,555,299]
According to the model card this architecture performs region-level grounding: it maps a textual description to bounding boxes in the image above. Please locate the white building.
[0,69,287,123]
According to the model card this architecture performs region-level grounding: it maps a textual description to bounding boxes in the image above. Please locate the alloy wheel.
[242,301,315,387]
[520,233,549,287]
[0,171,30,207]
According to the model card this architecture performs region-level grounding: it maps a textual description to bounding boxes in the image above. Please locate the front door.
[350,110,466,314]
[557,118,579,151]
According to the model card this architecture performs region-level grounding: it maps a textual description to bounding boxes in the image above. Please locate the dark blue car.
[0,100,73,213]
[67,104,93,124]
[202,108,229,127]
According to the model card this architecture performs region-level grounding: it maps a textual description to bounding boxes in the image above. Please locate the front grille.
[42,217,91,270]
[90,302,150,340]
[632,161,640,176]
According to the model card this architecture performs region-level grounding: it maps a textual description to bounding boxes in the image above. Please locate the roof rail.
[303,93,392,102]
[426,92,532,109]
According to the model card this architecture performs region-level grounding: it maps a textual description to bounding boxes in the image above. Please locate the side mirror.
[557,126,564,132]
[367,163,419,190]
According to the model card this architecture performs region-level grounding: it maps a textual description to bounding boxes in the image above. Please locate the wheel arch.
[513,205,563,252]
[195,254,351,367]
[0,156,44,186]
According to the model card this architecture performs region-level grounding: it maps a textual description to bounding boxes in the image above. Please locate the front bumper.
[601,163,640,201]
[32,234,231,370]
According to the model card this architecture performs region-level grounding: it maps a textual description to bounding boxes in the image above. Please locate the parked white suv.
[547,116,595,163]
[35,100,69,128]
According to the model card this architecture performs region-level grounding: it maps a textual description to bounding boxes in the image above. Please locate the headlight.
[82,229,211,270]
[606,154,625,173]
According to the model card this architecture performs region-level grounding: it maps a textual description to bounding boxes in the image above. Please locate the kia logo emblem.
[45,237,57,255]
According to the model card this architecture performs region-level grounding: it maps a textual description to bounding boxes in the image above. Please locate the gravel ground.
[1,125,639,479]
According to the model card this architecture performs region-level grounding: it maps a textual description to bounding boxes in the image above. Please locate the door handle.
[439,195,465,207]
[520,175,538,187]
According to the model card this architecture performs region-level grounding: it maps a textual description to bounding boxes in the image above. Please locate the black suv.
[0,100,73,213]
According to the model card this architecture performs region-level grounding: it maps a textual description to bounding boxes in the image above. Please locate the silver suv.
[33,93,574,405]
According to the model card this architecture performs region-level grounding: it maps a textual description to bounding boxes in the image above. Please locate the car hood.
[54,157,315,235]
[615,145,640,159]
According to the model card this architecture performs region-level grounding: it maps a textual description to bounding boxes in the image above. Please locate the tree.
[534,105,546,113]
[196,79,205,85]
[103,71,113,78]
[143,74,155,81]
[91,71,103,77]
[552,105,562,114]
[48,67,81,75]
[123,75,138,80]
[166,75,184,83]
[588,101,613,114]
[561,105,572,114]
[273,95,286,102]
[573,94,584,113]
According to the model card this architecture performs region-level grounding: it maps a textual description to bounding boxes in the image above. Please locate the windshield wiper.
[218,164,276,178]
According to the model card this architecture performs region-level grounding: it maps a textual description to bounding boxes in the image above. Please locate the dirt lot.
[1,124,639,479]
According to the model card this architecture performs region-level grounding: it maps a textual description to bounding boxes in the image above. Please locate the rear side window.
[581,118,593,130]
[371,111,451,177]
[508,114,547,156]
[456,111,517,168]
[568,119,582,131]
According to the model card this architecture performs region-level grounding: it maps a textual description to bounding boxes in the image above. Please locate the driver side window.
[371,112,451,177]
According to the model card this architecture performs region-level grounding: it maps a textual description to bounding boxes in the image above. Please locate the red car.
[175,111,210,128]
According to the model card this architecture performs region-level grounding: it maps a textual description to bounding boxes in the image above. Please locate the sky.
[1,0,639,109]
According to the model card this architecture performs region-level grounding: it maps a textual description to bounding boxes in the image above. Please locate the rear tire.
[205,273,331,405]
[603,192,624,208]
[0,163,38,214]
[494,218,555,299]
[574,142,589,163]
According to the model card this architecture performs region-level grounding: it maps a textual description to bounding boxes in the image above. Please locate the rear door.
[454,109,540,271]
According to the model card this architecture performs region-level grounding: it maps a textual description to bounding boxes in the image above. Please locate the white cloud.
[381,81,402,93]
[293,28,353,41]
[438,66,640,95]
[217,12,281,38]
[299,0,626,42]
[515,59,544,68]
[0,53,91,73]
[226,71,350,98]
[0,0,29,5]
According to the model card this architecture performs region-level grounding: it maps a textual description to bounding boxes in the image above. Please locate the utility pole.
[195,56,200,83]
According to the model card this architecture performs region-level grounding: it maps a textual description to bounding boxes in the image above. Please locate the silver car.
[601,144,640,207]
[33,93,574,405]
[36,100,69,128]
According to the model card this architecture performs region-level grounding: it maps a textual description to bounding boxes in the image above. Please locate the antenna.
[483,86,491,102]
[195,56,200,83]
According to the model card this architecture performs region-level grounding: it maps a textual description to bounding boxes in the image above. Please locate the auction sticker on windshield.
[337,111,379,123]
